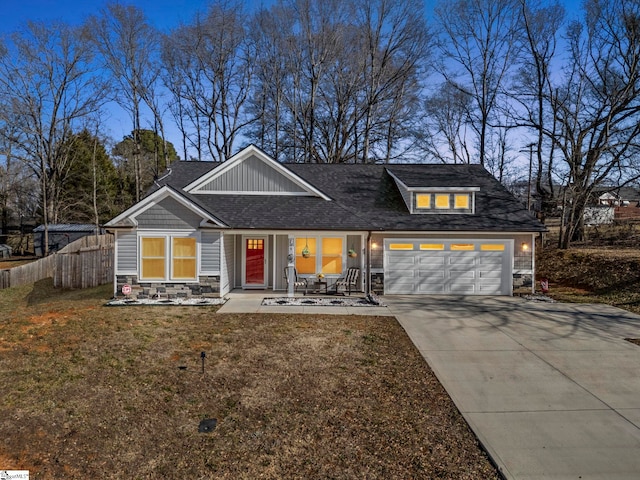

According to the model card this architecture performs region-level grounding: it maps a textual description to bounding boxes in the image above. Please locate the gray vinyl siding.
[234,239,242,288]
[116,230,137,273]
[199,154,307,193]
[136,197,202,229]
[275,235,289,290]
[346,235,362,269]
[346,235,363,290]
[200,231,221,274]
[391,178,412,211]
[220,234,235,295]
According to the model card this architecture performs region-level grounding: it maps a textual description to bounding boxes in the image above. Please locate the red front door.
[245,238,265,286]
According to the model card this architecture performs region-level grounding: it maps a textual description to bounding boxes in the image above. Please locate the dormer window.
[454,194,470,209]
[385,168,479,215]
[416,194,431,209]
[413,191,476,214]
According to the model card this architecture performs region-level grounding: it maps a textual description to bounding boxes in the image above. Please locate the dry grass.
[0,256,38,269]
[0,279,498,479]
[537,246,640,314]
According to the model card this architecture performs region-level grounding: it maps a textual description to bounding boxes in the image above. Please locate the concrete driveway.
[385,295,640,480]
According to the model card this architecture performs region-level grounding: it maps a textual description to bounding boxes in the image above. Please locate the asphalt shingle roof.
[153,160,545,232]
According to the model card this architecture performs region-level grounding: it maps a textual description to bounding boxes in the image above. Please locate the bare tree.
[435,0,521,167]
[162,0,254,162]
[548,0,640,248]
[246,0,428,164]
[355,0,429,163]
[511,0,565,216]
[0,22,104,254]
[418,80,474,164]
[161,34,205,161]
[89,3,161,200]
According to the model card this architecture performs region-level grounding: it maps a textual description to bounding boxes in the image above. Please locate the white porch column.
[287,235,295,297]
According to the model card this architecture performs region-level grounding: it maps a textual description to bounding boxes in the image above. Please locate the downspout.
[532,232,537,295]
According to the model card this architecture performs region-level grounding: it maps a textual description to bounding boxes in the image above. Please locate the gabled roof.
[104,185,227,228]
[184,145,331,199]
[131,147,545,233]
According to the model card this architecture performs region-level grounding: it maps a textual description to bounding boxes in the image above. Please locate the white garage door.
[384,239,512,295]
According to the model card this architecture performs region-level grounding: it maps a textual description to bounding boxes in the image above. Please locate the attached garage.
[383,239,513,295]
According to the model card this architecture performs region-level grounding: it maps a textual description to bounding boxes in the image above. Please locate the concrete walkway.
[217,291,393,316]
[385,295,640,480]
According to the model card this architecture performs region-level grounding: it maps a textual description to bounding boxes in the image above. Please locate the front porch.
[229,232,366,295]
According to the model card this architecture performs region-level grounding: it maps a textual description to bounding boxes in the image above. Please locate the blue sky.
[1,0,274,32]
[2,0,583,34]
[0,0,585,156]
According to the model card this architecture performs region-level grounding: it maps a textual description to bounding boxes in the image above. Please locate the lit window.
[435,194,450,209]
[141,237,166,279]
[296,238,316,274]
[420,243,444,250]
[247,239,263,250]
[416,194,431,209]
[454,194,470,209]
[481,244,505,251]
[450,244,475,251]
[173,237,197,279]
[389,243,414,250]
[321,238,343,274]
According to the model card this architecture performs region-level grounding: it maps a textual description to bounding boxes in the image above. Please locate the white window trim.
[138,231,200,282]
[295,235,347,277]
[413,192,476,214]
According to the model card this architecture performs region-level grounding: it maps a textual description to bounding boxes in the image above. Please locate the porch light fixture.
[371,242,379,249]
[521,242,529,252]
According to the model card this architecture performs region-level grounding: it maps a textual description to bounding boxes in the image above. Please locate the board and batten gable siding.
[136,197,203,229]
[200,231,221,274]
[116,230,137,273]
[198,154,307,193]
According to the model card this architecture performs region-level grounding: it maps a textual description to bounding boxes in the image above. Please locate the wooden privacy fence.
[53,245,114,289]
[0,234,114,290]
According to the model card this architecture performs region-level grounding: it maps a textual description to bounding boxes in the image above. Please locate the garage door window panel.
[420,243,444,250]
[481,244,505,251]
[450,244,475,251]
[390,243,414,250]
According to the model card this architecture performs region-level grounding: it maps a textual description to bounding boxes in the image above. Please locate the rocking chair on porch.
[284,267,308,293]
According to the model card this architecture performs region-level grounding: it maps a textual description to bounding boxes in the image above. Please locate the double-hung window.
[295,236,344,275]
[140,235,197,281]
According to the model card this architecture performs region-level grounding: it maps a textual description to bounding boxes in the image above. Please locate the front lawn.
[0,280,498,479]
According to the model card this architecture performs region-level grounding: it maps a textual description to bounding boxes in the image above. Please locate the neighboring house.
[34,224,102,256]
[104,145,545,298]
[583,187,640,225]
[0,244,11,259]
